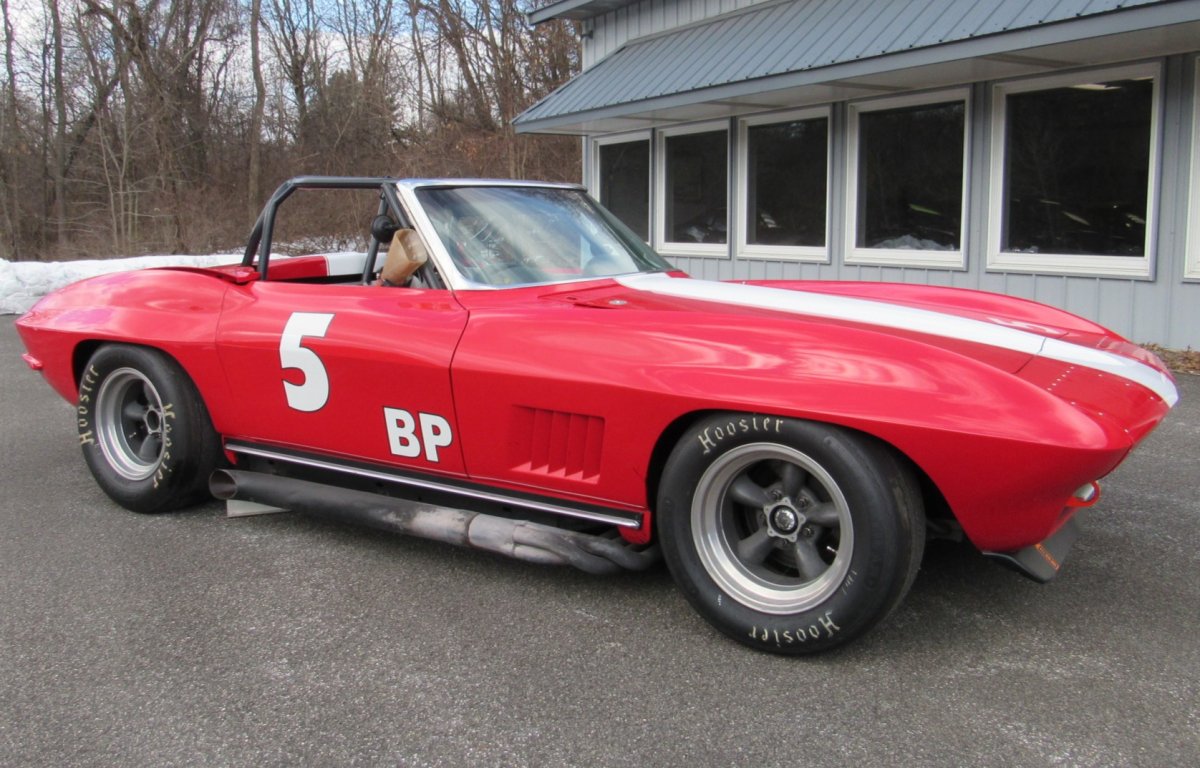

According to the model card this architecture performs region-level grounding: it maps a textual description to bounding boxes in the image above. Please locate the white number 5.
[280,312,335,412]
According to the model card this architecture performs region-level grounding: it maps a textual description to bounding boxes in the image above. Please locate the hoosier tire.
[78,345,222,514]
[657,413,925,654]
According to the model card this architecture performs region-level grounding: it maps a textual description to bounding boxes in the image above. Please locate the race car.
[16,176,1178,654]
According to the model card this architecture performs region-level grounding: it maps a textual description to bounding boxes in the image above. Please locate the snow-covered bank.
[1,255,230,315]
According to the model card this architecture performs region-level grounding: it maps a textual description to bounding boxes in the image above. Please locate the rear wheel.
[78,345,222,514]
[657,414,924,654]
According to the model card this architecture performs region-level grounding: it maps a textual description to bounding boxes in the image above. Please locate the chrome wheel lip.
[95,367,166,481]
[692,443,854,615]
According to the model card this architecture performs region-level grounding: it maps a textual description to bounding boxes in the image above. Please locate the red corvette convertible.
[17,177,1177,653]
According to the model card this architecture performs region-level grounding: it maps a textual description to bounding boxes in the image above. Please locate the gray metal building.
[515,0,1200,348]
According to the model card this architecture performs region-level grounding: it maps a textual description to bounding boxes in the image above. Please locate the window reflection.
[665,130,728,244]
[1003,78,1152,257]
[857,101,965,250]
[599,140,650,241]
[746,117,828,247]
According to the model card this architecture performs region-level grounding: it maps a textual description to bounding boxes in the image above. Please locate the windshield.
[415,186,672,287]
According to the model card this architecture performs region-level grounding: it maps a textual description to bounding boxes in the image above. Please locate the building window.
[657,123,728,255]
[846,90,968,268]
[989,65,1159,278]
[738,108,829,261]
[594,135,650,242]
[1188,58,1200,280]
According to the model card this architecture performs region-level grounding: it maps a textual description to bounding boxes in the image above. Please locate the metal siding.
[1064,277,1100,323]
[1095,280,1134,338]
[1129,283,1166,343]
[962,82,991,292]
[1168,285,1200,348]
[1034,275,1069,308]
[1152,54,1200,347]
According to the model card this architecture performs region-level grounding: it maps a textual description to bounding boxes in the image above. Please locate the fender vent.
[514,407,604,483]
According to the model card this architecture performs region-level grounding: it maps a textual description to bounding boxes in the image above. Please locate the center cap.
[770,505,801,535]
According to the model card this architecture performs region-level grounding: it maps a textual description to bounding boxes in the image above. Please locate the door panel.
[216,281,469,476]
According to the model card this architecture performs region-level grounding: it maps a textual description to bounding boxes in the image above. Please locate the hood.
[610,273,1178,408]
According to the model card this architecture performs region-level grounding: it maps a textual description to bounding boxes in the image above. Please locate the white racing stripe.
[618,273,1179,407]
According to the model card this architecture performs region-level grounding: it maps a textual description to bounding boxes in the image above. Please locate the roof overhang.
[528,0,635,25]
[516,0,1200,136]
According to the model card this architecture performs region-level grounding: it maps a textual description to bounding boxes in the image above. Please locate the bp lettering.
[384,408,453,463]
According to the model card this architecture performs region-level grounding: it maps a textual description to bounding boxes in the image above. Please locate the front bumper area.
[982,516,1081,583]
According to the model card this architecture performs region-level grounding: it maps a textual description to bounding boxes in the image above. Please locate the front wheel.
[78,345,222,514]
[657,414,924,654]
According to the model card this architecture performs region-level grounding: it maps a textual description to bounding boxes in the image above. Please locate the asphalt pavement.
[1,317,1197,767]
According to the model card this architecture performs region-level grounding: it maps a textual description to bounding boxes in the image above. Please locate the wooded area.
[0,0,581,261]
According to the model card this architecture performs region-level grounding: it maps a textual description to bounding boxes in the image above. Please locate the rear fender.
[16,270,236,430]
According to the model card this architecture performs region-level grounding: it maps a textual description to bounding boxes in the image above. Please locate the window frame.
[655,120,731,258]
[987,63,1161,279]
[844,88,970,269]
[590,131,653,244]
[1187,58,1200,280]
[736,107,832,262]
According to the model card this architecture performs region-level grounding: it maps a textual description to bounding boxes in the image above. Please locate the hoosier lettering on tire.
[78,345,222,514]
[656,413,925,654]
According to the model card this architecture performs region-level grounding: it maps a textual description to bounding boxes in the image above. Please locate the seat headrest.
[381,229,429,286]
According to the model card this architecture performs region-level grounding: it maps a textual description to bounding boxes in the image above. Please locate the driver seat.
[379,229,429,287]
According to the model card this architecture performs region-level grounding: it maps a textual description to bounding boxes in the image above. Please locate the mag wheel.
[79,345,222,514]
[693,442,854,614]
[657,414,925,654]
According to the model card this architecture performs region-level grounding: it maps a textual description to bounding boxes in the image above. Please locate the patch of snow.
[1,255,232,315]
[869,234,954,251]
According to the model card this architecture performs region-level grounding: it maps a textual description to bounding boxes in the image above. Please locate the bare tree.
[248,0,265,222]
[1,0,19,258]
[48,0,69,244]
[2,0,581,260]
[262,0,323,141]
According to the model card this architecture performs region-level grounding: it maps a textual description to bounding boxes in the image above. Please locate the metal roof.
[515,0,1199,134]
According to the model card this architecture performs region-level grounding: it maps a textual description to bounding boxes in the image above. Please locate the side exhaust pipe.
[210,469,659,575]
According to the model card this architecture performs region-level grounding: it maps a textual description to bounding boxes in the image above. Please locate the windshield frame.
[395,179,672,291]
